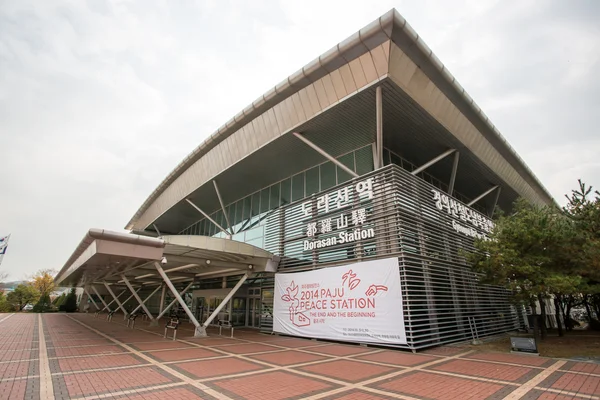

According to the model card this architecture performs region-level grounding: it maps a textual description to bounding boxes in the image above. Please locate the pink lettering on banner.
[274,258,407,345]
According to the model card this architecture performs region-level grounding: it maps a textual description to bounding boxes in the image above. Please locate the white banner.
[274,257,406,345]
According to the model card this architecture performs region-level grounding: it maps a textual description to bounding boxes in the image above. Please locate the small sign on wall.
[510,337,539,355]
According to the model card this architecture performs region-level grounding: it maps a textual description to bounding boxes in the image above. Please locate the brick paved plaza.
[0,313,599,400]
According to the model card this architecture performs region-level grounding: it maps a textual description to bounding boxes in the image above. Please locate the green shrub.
[32,294,52,313]
[63,288,78,313]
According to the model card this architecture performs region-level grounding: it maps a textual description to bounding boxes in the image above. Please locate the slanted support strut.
[154,262,204,337]
[293,132,359,178]
[121,275,157,326]
[412,149,456,176]
[467,185,500,207]
[448,151,460,196]
[103,282,128,319]
[156,281,195,320]
[202,273,249,329]
[84,288,100,311]
[91,285,111,313]
[185,199,232,237]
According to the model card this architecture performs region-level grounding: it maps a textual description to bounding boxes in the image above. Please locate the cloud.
[0,0,598,280]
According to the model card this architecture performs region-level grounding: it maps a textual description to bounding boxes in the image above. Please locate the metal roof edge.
[387,10,556,206]
[127,8,556,231]
[125,10,396,230]
[55,229,165,284]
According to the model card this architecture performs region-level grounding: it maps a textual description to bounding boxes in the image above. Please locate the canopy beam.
[154,262,204,337]
[448,151,460,196]
[121,275,155,325]
[156,281,195,320]
[185,199,232,236]
[468,185,500,207]
[202,273,249,329]
[293,132,358,178]
[412,149,456,176]
[103,282,128,319]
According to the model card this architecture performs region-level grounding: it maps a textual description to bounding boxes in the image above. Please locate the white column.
[121,275,155,323]
[375,86,383,169]
[103,282,128,318]
[91,285,110,311]
[102,289,127,311]
[203,273,249,328]
[130,285,163,327]
[84,289,100,310]
[154,262,203,337]
[159,284,166,316]
[110,288,141,312]
[156,281,194,320]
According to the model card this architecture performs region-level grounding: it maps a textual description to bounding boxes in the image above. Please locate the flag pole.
[0,234,10,268]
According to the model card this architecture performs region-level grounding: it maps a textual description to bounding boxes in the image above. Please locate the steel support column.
[152,224,162,238]
[375,86,383,170]
[185,199,232,236]
[156,281,195,320]
[154,262,203,337]
[293,132,359,178]
[202,273,249,329]
[91,286,111,312]
[103,282,128,319]
[411,149,456,176]
[489,186,502,217]
[84,289,100,310]
[448,151,460,196]
[101,289,126,311]
[105,288,140,312]
[121,275,155,325]
[130,285,162,326]
[467,185,500,207]
[213,180,232,237]
[159,284,166,315]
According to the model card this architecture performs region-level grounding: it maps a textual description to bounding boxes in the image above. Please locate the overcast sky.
[1,0,598,280]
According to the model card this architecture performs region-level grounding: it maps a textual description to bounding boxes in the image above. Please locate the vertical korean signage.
[431,189,495,240]
[301,177,375,251]
[274,257,407,345]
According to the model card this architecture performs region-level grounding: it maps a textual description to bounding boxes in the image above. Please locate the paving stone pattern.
[0,312,599,399]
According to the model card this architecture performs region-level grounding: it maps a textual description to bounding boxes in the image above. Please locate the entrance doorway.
[247,287,261,328]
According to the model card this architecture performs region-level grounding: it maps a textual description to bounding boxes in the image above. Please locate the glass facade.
[180,144,484,249]
[179,145,374,248]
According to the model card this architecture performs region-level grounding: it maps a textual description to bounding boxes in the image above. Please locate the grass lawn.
[457,330,600,359]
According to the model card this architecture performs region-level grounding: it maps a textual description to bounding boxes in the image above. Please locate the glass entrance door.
[204,297,228,325]
[248,298,261,328]
[231,297,246,326]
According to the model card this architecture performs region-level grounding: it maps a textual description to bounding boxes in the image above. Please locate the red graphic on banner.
[342,269,361,290]
[281,281,311,327]
[365,284,388,296]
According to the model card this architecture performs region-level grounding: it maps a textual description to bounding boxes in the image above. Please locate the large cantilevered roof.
[55,229,279,287]
[126,8,555,232]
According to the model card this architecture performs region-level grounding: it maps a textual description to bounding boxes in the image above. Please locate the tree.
[468,198,578,341]
[6,284,39,311]
[30,269,57,299]
[63,288,78,312]
[0,291,11,312]
[468,180,600,339]
[563,180,600,326]
[32,293,52,313]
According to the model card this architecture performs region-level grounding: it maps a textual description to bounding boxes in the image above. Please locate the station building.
[55,9,555,351]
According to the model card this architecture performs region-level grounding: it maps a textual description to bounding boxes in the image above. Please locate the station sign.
[431,189,495,240]
[302,178,374,252]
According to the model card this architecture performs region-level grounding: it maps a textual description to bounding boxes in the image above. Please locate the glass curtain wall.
[179,145,374,248]
[179,145,484,248]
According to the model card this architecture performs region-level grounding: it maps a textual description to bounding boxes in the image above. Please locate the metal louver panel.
[264,163,518,349]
